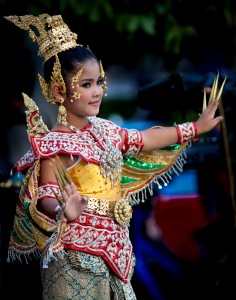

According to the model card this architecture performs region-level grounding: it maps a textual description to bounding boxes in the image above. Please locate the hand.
[196,99,223,135]
[61,182,88,222]
[51,156,89,222]
[196,73,226,135]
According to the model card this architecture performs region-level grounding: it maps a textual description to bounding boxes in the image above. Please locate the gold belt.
[86,198,132,227]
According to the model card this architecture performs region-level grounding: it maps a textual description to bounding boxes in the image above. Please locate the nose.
[92,86,102,98]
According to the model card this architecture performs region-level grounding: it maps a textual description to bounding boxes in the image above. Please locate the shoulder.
[90,116,120,127]
[89,116,123,134]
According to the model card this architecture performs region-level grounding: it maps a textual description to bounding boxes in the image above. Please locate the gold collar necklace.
[61,118,123,185]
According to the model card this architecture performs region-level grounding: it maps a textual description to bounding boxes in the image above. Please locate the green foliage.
[1,0,236,69]
[116,13,156,35]
[164,24,197,54]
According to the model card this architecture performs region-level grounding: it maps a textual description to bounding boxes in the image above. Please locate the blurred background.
[0,0,236,299]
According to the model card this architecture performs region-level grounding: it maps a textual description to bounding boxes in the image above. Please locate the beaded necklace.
[61,117,123,184]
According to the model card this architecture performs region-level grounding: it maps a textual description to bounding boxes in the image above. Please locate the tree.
[1,0,236,70]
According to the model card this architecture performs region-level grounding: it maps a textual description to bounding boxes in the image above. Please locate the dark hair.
[43,46,99,87]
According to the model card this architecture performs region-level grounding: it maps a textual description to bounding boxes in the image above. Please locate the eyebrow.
[79,78,93,83]
[79,76,103,83]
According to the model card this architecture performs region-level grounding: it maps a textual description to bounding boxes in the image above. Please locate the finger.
[205,99,218,114]
[204,87,212,94]
[50,187,64,206]
[64,183,73,195]
[81,195,89,204]
[61,185,74,201]
[69,182,77,193]
[214,116,224,124]
[61,189,69,200]
[207,98,217,108]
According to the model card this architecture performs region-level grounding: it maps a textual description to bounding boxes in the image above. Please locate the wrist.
[52,204,62,221]
[175,122,198,144]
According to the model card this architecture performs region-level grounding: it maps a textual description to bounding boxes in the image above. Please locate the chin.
[89,108,100,116]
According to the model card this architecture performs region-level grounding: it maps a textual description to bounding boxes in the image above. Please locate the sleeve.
[7,158,67,267]
[121,128,144,156]
[121,143,189,205]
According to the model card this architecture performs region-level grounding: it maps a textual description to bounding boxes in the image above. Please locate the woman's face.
[64,59,105,123]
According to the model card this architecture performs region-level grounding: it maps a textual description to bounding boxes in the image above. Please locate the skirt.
[40,249,137,300]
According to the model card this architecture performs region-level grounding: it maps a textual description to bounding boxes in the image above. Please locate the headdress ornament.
[4,14,81,62]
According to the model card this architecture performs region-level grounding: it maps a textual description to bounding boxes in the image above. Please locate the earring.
[57,98,67,123]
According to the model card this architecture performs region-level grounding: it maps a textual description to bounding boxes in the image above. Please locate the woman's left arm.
[141,99,223,152]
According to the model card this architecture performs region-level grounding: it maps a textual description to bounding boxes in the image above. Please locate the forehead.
[74,59,100,75]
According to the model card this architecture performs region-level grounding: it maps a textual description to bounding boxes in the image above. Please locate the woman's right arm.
[38,156,88,222]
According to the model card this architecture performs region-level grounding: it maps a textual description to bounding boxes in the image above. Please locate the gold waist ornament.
[86,198,132,227]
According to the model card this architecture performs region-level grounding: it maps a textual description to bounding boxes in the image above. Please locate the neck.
[61,117,89,130]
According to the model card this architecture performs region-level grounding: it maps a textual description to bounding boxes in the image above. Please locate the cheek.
[79,89,90,100]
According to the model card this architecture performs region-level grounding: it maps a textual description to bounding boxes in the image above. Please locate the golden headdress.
[4,14,80,62]
[4,13,107,121]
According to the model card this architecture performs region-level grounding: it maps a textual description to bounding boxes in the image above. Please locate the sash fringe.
[129,145,189,206]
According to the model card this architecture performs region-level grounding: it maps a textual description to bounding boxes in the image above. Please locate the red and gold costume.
[4,13,225,300]
[7,95,187,298]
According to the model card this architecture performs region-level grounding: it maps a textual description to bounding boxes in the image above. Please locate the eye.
[98,78,105,86]
[82,82,91,88]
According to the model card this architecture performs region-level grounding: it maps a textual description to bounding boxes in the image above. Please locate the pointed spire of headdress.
[4,14,82,61]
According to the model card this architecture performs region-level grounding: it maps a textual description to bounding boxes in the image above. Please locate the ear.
[51,83,65,101]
